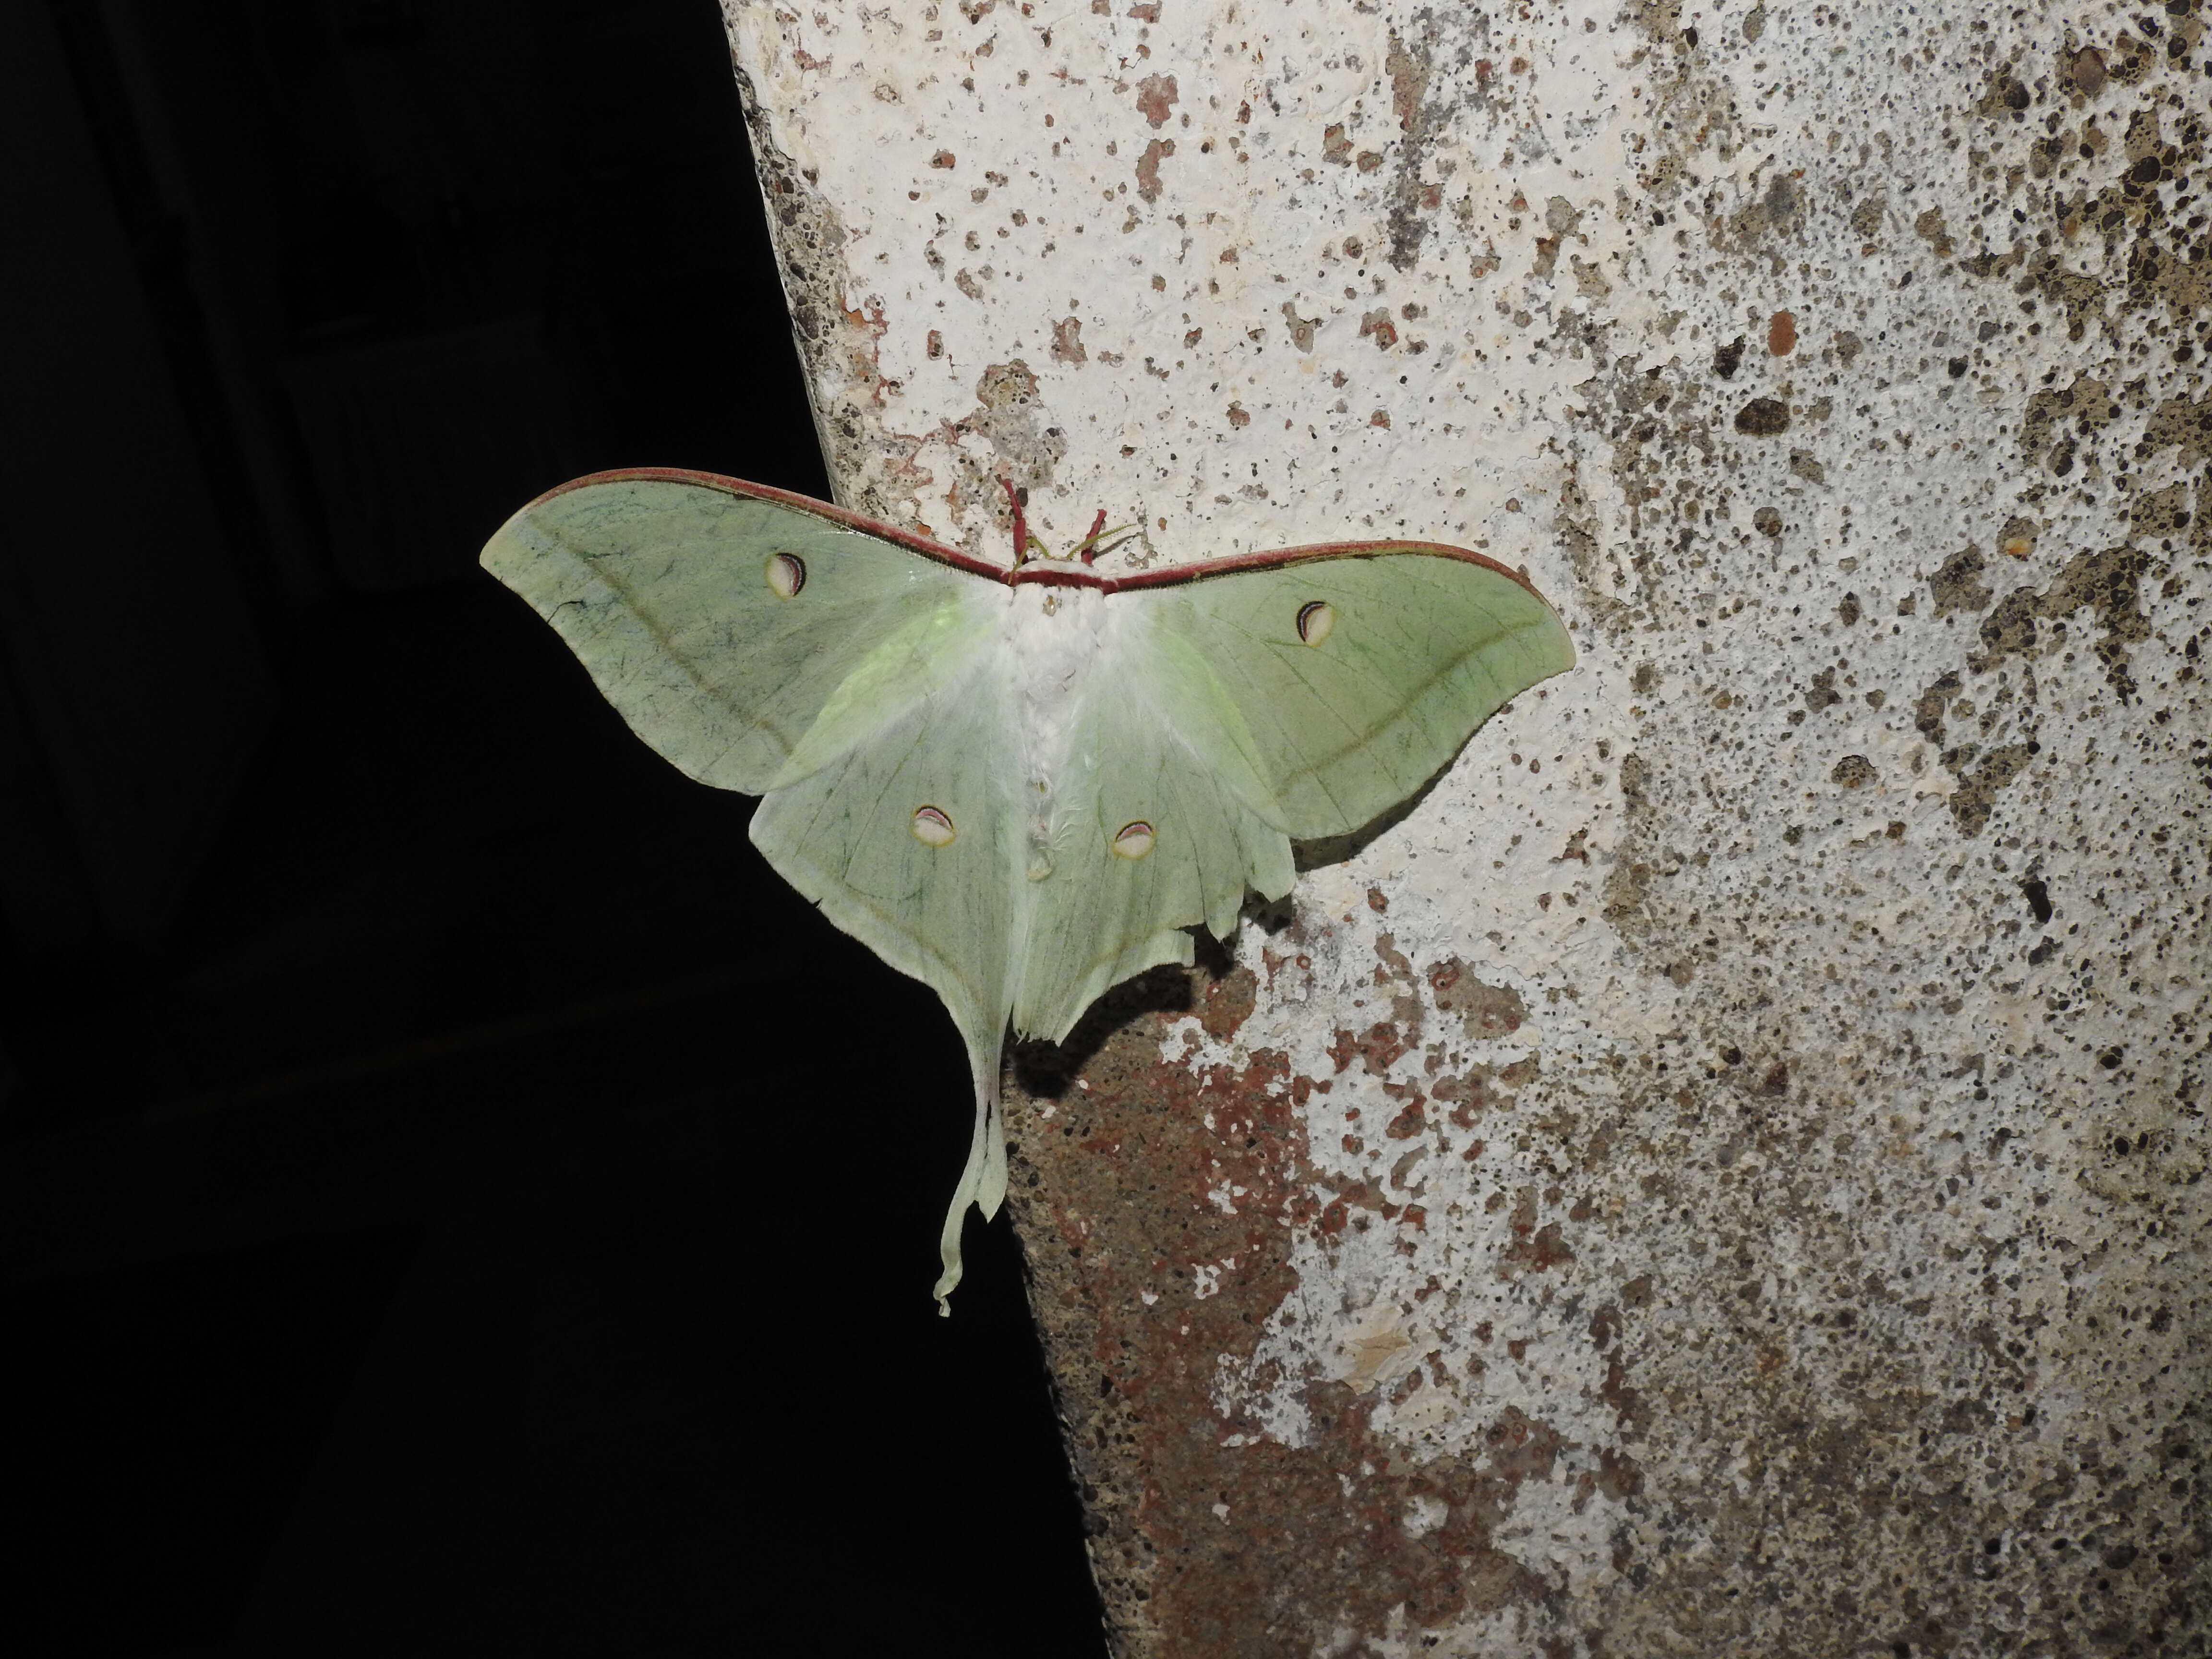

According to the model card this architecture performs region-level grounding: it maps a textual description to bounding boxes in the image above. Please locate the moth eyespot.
[1296,600,1335,646]
[910,805,956,847]
[1110,821,1156,860]
[765,553,806,598]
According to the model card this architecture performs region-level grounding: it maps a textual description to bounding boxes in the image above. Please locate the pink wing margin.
[524,468,1558,602]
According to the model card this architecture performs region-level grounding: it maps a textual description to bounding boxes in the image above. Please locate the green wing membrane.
[481,476,990,794]
[483,471,1018,1313]
[1012,662,1295,1044]
[1121,552,1575,839]
[749,655,1022,1311]
[1015,549,1569,1039]
[749,655,1016,1062]
[483,472,1575,1314]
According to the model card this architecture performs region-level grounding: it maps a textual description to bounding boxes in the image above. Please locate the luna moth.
[481,468,1574,1312]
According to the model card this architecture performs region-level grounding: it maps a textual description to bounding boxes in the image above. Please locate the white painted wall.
[727,1,2207,1650]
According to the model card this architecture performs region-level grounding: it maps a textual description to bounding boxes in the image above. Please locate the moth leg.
[1082,516,1143,565]
[999,476,1034,566]
[1077,508,1107,565]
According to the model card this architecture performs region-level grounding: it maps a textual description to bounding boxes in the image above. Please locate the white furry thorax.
[1001,579,1108,879]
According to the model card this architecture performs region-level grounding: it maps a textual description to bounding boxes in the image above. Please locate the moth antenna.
[1077,508,1108,565]
[998,477,1031,567]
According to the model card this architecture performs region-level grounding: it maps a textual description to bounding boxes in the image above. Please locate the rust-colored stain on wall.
[1007,957,1605,1654]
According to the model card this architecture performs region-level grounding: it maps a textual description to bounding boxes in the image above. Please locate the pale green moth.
[480,469,1574,1312]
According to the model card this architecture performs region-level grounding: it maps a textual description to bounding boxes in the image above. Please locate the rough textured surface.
[726,2,2208,1652]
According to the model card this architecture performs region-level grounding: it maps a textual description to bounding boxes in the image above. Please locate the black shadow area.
[1,3,1106,1654]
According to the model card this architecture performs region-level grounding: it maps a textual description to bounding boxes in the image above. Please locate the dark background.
[1,2,1105,1653]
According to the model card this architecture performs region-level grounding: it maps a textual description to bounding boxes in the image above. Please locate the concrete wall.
[725,1,2207,1651]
